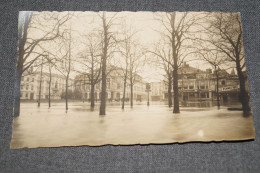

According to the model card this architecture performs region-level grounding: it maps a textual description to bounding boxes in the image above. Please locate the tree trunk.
[173,68,180,113]
[168,76,172,107]
[122,76,127,109]
[236,61,250,112]
[99,13,108,116]
[14,12,30,117]
[38,63,43,107]
[14,70,22,117]
[100,68,107,115]
[48,69,52,108]
[90,84,95,108]
[130,83,133,108]
[171,12,180,114]
[65,77,68,111]
[216,71,220,109]
[83,77,85,103]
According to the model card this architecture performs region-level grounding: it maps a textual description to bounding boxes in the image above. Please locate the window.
[21,76,24,81]
[221,80,226,85]
[189,86,194,89]
[31,86,33,90]
[27,77,29,81]
[26,85,29,90]
[25,93,28,98]
[201,92,206,98]
[32,78,34,82]
[21,85,23,89]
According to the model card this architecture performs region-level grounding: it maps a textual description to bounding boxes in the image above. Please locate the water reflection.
[10,101,255,148]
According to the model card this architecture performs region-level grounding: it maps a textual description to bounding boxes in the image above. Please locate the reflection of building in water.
[74,67,147,102]
[162,62,243,103]
[20,69,74,100]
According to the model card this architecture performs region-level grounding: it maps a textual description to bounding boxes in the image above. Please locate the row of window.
[20,92,30,98]
[21,76,35,82]
[22,76,72,88]
[21,84,68,92]
[182,85,209,90]
[21,85,34,90]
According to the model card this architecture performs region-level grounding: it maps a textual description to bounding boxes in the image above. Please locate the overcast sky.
[25,11,238,82]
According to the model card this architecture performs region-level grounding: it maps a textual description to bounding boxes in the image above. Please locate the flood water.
[10,101,255,149]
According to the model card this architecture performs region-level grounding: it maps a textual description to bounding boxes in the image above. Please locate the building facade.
[74,67,147,102]
[162,62,241,103]
[150,81,164,101]
[20,70,74,100]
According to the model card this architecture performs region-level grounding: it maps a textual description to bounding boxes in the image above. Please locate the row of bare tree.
[15,11,73,116]
[149,12,249,113]
[77,13,146,115]
[15,12,145,116]
[15,11,249,117]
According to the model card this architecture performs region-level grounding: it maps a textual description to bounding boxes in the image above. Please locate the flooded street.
[10,101,255,149]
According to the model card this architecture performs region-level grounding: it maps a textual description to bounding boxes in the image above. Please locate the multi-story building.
[162,62,242,103]
[74,67,147,102]
[20,69,74,100]
[211,68,240,103]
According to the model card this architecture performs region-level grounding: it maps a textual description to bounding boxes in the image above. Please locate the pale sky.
[24,11,238,82]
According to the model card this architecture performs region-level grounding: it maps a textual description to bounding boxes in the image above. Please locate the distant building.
[20,70,74,100]
[74,67,147,102]
[212,68,240,103]
[162,62,242,103]
[150,81,164,101]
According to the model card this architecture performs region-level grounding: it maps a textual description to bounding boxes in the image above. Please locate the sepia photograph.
[10,11,255,149]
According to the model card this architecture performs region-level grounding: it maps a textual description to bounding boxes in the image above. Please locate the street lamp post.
[146,83,151,106]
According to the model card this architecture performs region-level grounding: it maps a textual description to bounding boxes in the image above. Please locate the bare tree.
[37,57,44,107]
[119,26,140,109]
[128,43,145,108]
[205,13,250,112]
[120,36,130,109]
[54,28,74,111]
[99,12,118,115]
[154,12,200,113]
[46,53,56,108]
[14,11,70,116]
[196,50,226,109]
[78,32,102,108]
[149,40,173,107]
